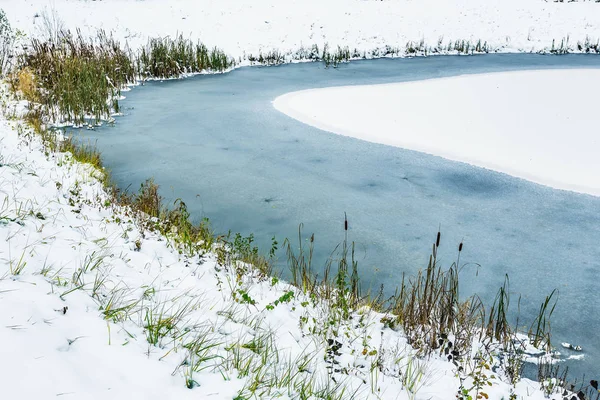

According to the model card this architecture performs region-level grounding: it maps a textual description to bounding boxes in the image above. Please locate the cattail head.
[436,231,441,248]
[458,242,463,252]
[310,233,314,243]
[344,212,348,231]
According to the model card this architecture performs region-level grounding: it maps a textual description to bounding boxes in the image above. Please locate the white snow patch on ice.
[273,69,600,196]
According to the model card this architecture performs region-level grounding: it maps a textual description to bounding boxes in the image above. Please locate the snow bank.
[273,69,600,196]
[2,0,600,58]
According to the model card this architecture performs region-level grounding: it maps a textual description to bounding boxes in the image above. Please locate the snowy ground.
[274,69,600,197]
[2,0,600,59]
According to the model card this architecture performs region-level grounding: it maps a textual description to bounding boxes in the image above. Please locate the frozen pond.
[82,54,600,379]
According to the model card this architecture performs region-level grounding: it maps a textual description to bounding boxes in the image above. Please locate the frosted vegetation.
[0,5,599,400]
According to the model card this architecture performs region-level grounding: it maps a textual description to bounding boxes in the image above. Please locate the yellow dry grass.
[15,67,39,102]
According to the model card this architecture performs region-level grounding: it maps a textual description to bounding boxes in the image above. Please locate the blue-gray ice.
[81,54,600,379]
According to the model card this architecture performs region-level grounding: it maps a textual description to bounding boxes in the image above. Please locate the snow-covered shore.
[274,69,600,197]
[2,0,600,60]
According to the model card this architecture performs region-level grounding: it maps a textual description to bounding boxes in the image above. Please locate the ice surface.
[83,55,600,379]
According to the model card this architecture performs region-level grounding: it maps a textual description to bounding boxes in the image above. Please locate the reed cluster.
[391,242,481,357]
[284,217,360,317]
[20,30,134,125]
[13,30,235,126]
[137,34,234,79]
[284,221,563,372]
[248,44,354,67]
[577,36,600,53]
